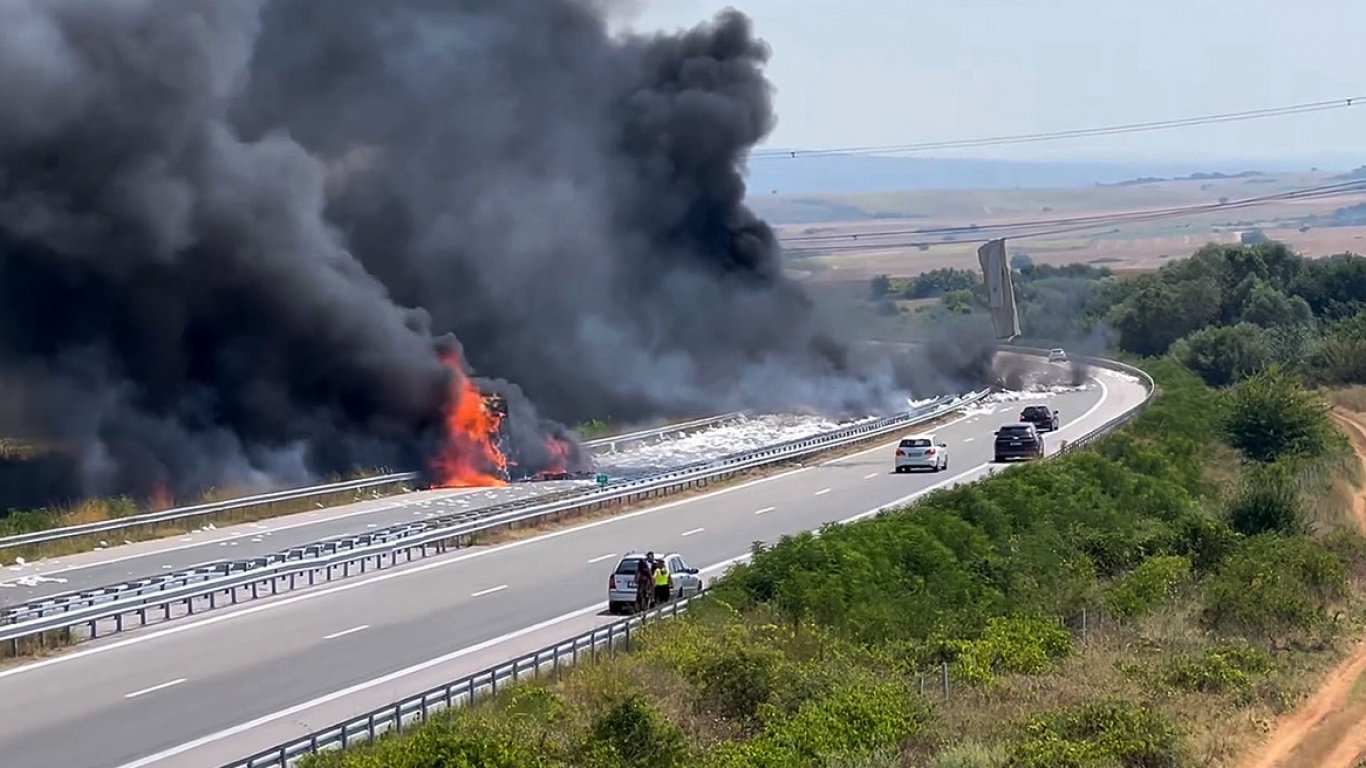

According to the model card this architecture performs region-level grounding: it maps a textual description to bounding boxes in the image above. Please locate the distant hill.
[742,152,1335,196]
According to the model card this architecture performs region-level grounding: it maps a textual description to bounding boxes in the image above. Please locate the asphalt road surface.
[0,481,588,606]
[0,368,1148,768]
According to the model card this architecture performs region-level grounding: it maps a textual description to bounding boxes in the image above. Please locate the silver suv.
[607,551,704,614]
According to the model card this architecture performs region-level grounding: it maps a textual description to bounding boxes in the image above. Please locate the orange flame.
[528,435,576,481]
[148,482,174,511]
[542,436,573,476]
[431,353,508,488]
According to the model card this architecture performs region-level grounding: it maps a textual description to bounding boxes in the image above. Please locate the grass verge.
[0,474,415,566]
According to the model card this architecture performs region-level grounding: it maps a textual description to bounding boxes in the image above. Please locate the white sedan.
[894,433,949,473]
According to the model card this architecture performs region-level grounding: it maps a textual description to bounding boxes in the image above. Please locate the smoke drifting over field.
[0,0,956,506]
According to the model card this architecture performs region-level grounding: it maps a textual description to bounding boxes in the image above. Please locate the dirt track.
[1240,409,1366,768]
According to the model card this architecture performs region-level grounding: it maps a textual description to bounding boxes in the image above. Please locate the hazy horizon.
[622,1,1366,169]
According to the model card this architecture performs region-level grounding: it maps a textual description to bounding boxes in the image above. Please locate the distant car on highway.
[1019,404,1060,432]
[994,423,1045,462]
[1048,348,1068,363]
[607,551,704,614]
[894,433,949,473]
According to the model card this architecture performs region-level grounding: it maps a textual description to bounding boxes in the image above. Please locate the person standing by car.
[635,554,655,612]
[653,558,672,606]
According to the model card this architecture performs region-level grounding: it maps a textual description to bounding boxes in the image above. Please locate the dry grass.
[1330,387,1366,415]
[905,600,1360,768]
[1,478,415,565]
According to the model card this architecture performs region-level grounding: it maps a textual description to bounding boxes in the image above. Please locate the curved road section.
[0,366,1149,768]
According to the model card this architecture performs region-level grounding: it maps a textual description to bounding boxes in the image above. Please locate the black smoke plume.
[0,0,914,508]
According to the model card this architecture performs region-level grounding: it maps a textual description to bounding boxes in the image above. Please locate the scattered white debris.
[988,382,1092,404]
[14,557,25,566]
[595,413,879,477]
[9,575,68,587]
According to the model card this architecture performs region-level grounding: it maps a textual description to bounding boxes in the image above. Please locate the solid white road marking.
[322,625,369,641]
[113,377,1122,768]
[755,507,775,515]
[814,488,831,496]
[124,678,187,700]
[470,585,508,598]
[681,528,705,537]
[587,553,616,564]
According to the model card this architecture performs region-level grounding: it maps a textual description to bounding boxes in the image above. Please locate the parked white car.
[607,551,704,614]
[1048,348,1068,363]
[894,433,949,473]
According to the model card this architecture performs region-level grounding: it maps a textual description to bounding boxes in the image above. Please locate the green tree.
[1307,311,1366,384]
[1170,323,1271,387]
[1237,280,1313,329]
[1223,367,1332,462]
[903,268,979,299]
[1109,278,1221,356]
[869,274,893,300]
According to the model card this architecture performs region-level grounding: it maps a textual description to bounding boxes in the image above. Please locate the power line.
[779,178,1366,251]
[751,96,1365,159]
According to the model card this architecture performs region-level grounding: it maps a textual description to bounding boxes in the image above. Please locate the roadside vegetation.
[303,243,1366,767]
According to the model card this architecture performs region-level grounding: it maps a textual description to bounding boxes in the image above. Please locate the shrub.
[578,693,689,768]
[1159,644,1274,694]
[1226,462,1306,537]
[1171,322,1272,387]
[951,615,1073,685]
[1200,535,1349,643]
[299,711,555,768]
[1008,701,1186,768]
[1103,556,1192,619]
[705,681,925,768]
[1224,367,1333,463]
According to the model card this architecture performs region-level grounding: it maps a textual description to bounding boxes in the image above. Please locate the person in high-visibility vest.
[653,560,672,606]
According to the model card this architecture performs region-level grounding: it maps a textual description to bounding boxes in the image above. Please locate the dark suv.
[994,423,1045,462]
[1019,405,1059,432]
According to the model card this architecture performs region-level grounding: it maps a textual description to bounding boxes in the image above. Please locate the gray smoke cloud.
[0,0,916,507]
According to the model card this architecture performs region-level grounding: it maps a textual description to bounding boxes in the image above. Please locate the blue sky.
[620,1,1365,165]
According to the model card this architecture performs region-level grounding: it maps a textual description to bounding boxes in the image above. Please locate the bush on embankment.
[303,358,1366,768]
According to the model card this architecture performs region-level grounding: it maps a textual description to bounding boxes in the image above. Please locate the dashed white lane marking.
[470,584,508,598]
[814,488,831,496]
[681,528,705,537]
[125,678,187,699]
[755,507,775,515]
[863,473,879,479]
[322,625,369,641]
[587,553,616,564]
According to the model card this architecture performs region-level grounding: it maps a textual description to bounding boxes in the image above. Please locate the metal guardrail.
[221,352,1160,768]
[1004,347,1158,456]
[0,402,947,624]
[0,390,991,649]
[0,473,420,554]
[226,592,708,768]
[0,413,746,557]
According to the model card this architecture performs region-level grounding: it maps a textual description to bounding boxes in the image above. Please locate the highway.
[0,481,588,605]
[0,367,1147,768]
